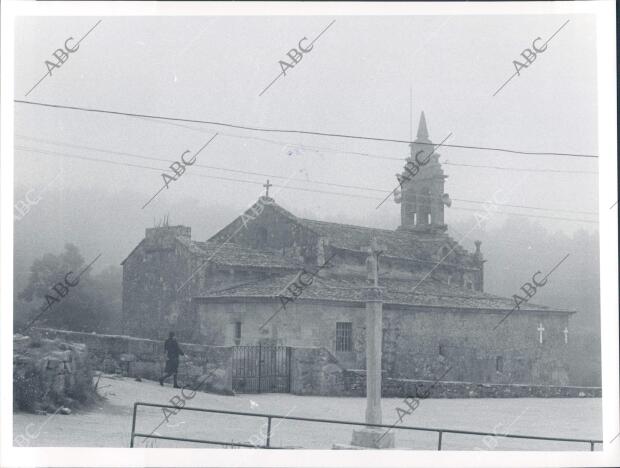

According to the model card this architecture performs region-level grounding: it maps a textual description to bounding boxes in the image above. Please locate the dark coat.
[164,337,184,373]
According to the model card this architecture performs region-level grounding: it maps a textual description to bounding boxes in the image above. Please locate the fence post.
[437,431,443,450]
[286,347,292,392]
[590,441,595,451]
[266,416,272,448]
[130,403,138,448]
[258,345,262,393]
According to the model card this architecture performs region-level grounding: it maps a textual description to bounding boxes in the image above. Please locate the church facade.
[121,113,574,386]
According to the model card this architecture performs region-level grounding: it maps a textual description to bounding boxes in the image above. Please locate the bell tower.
[395,112,451,232]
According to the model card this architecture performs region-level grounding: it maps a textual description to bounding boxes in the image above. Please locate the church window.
[439,345,446,357]
[496,356,504,372]
[336,322,352,352]
[234,322,242,345]
[427,213,431,224]
[466,280,473,290]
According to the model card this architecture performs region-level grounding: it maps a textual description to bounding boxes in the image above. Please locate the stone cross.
[563,327,569,344]
[263,179,272,198]
[351,237,394,448]
[537,323,545,344]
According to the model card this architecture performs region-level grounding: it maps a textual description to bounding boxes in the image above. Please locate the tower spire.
[416,111,429,141]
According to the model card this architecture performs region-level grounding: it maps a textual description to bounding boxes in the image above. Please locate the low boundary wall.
[34,328,233,394]
[30,331,600,398]
[344,369,601,398]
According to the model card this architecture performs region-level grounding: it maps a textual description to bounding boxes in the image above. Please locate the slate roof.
[195,272,573,313]
[298,218,471,262]
[207,198,474,265]
[184,239,302,270]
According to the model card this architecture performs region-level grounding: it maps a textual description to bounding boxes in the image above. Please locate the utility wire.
[14,138,599,216]
[14,99,598,158]
[15,136,388,194]
[15,145,380,200]
[123,117,598,175]
[16,145,599,224]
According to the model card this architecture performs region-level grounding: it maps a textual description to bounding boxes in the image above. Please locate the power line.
[15,137,599,216]
[451,198,597,216]
[15,145,380,200]
[142,133,218,209]
[124,117,599,175]
[448,205,597,224]
[14,99,598,158]
[443,161,596,175]
[15,135,387,194]
[16,145,599,224]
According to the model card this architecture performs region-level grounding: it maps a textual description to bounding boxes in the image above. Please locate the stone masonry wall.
[289,347,346,396]
[198,300,572,386]
[35,328,233,394]
[342,370,601,398]
[121,226,197,342]
[382,307,571,386]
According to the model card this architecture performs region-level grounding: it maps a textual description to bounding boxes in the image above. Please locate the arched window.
[416,187,432,225]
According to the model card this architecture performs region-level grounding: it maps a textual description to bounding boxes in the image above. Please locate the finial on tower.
[416,111,429,141]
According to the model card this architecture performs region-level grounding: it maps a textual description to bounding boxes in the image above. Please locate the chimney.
[145,225,191,248]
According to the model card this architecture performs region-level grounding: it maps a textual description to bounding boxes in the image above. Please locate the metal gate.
[232,346,291,393]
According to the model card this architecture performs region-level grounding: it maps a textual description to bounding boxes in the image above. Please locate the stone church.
[121,113,573,386]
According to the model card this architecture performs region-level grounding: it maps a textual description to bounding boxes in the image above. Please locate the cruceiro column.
[365,286,383,425]
[351,239,394,448]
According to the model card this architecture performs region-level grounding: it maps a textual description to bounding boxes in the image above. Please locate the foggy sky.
[14,14,599,264]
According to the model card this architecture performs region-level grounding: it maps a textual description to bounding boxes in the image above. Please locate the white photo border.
[1,1,617,467]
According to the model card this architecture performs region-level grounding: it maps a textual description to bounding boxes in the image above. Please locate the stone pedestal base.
[351,428,395,449]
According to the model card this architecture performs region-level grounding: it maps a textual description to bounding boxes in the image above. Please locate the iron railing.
[130,402,602,450]
[231,345,291,393]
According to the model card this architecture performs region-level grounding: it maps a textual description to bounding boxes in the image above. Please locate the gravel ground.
[13,375,602,450]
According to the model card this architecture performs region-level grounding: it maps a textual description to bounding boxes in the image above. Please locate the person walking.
[159,331,185,388]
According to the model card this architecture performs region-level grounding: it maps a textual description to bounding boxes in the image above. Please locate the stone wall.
[289,347,346,395]
[198,299,572,386]
[13,334,95,412]
[197,299,365,369]
[342,370,601,398]
[35,328,233,394]
[208,200,321,261]
[121,226,198,342]
[288,346,599,399]
[382,306,571,386]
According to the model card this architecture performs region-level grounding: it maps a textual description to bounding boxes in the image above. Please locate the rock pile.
[13,334,96,413]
